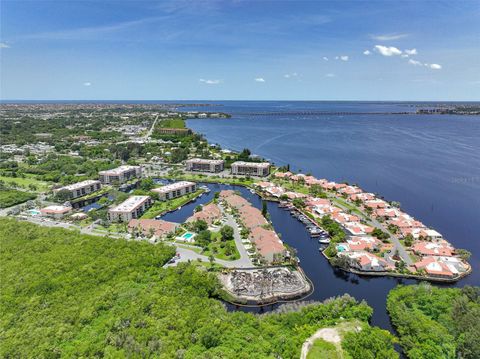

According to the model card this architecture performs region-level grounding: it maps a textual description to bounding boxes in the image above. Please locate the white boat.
[318,238,331,244]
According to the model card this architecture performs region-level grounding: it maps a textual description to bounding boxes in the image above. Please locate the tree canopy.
[0,218,398,358]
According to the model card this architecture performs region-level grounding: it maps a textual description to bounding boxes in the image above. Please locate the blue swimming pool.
[182,232,194,240]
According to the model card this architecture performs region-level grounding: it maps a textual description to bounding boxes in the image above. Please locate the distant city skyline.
[1,0,479,101]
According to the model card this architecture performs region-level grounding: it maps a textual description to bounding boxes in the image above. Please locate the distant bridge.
[241,111,413,117]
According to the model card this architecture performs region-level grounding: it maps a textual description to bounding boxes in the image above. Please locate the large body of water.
[179,101,480,327]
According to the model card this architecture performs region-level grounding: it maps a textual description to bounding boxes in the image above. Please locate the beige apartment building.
[53,180,102,199]
[186,158,224,173]
[231,161,270,177]
[152,181,197,201]
[108,195,152,222]
[99,165,142,184]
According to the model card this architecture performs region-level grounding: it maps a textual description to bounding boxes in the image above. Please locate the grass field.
[157,118,186,128]
[307,339,341,359]
[0,175,51,192]
[0,190,36,208]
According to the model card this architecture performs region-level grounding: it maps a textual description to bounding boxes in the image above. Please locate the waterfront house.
[337,236,381,252]
[414,257,454,278]
[349,192,375,202]
[249,226,286,263]
[339,251,392,272]
[239,206,269,230]
[364,199,388,209]
[187,203,222,226]
[412,241,454,257]
[222,193,250,210]
[274,171,292,179]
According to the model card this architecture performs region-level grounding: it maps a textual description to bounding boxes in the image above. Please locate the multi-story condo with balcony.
[231,161,270,177]
[152,181,197,201]
[53,180,102,199]
[99,165,142,184]
[186,158,224,173]
[108,195,152,222]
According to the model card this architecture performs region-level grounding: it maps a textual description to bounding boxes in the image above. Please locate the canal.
[156,180,448,333]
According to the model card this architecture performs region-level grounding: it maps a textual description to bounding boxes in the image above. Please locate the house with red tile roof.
[239,206,268,230]
[331,212,360,225]
[344,222,374,235]
[222,194,250,209]
[338,185,362,195]
[349,192,375,202]
[339,251,393,272]
[274,171,292,179]
[187,203,222,226]
[414,257,454,278]
[337,236,381,252]
[412,241,454,257]
[128,219,178,239]
[249,226,286,263]
[364,199,388,209]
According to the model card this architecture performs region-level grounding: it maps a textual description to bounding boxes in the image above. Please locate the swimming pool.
[28,209,41,216]
[182,232,194,240]
[336,244,347,252]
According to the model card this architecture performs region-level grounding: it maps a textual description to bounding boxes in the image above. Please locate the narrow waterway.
[155,180,441,333]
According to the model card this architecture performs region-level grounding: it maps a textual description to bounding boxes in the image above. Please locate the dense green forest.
[0,219,398,358]
[387,284,480,359]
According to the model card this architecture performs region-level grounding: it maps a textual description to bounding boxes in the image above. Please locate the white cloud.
[325,73,335,78]
[401,54,409,58]
[0,42,10,48]
[83,82,92,86]
[199,79,222,85]
[374,45,402,56]
[405,48,418,55]
[363,50,371,55]
[371,33,409,41]
[284,72,298,78]
[254,77,265,82]
[428,63,442,70]
[408,59,422,66]
[339,55,349,61]
[322,56,328,61]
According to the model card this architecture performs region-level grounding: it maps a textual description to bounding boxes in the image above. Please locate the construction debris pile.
[220,267,311,302]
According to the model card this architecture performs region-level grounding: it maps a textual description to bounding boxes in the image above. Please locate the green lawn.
[0,189,36,208]
[307,339,342,359]
[165,173,256,187]
[141,189,204,219]
[157,118,186,128]
[0,175,51,192]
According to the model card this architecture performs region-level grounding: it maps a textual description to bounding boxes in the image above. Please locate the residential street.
[327,194,413,265]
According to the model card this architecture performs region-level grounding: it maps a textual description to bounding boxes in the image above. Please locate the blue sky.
[1,0,479,100]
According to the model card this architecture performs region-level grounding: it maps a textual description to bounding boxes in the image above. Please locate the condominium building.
[186,158,224,173]
[99,165,142,184]
[152,181,197,201]
[231,161,270,177]
[53,180,101,199]
[108,195,152,222]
